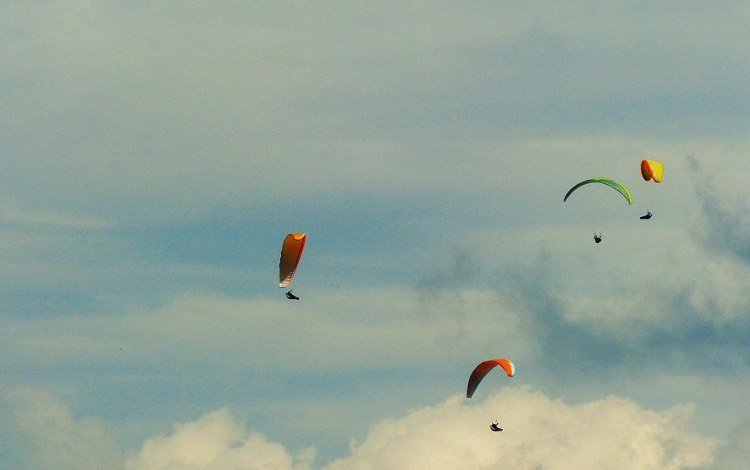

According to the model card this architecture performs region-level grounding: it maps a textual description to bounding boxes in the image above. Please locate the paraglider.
[467,358,514,398]
[285,290,299,300]
[565,178,631,242]
[490,421,503,432]
[640,160,663,218]
[279,233,306,298]
[563,178,633,205]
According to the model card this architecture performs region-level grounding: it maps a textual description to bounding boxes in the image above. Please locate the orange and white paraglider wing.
[641,159,664,183]
[279,233,306,288]
[466,358,514,398]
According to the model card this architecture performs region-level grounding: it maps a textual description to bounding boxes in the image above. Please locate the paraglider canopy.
[279,233,306,288]
[467,359,515,398]
[641,160,663,183]
[564,178,633,205]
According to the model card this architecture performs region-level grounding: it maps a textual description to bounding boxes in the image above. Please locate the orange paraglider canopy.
[641,159,663,183]
[279,233,306,288]
[467,359,514,398]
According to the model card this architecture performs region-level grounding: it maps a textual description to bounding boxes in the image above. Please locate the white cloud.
[0,286,530,377]
[0,386,122,470]
[126,408,314,470]
[323,387,716,470]
[0,384,721,470]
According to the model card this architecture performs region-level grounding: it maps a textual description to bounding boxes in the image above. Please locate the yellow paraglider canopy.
[641,159,663,183]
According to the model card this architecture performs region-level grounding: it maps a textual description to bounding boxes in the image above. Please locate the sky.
[1,1,750,469]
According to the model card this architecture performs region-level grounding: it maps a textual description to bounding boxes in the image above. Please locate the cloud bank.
[0,385,719,470]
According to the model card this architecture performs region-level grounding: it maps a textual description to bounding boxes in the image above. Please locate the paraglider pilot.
[285,290,299,300]
[594,233,602,243]
[490,421,503,432]
[640,211,652,220]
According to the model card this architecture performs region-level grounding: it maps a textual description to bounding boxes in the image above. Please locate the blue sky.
[2,2,750,469]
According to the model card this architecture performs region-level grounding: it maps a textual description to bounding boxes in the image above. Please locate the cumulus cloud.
[126,408,315,470]
[0,386,122,470]
[490,226,750,378]
[323,386,715,470]
[0,385,717,470]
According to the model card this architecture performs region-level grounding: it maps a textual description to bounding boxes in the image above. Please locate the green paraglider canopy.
[563,178,633,204]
